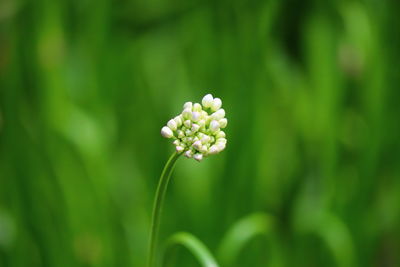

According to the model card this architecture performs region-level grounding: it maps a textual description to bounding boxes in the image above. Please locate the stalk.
[148,152,181,267]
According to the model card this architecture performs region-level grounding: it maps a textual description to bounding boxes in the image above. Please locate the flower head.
[161,94,228,161]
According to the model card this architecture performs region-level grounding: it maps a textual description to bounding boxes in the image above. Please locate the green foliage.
[1,0,400,266]
[164,232,218,267]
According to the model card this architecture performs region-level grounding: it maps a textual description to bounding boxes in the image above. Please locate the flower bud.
[193,140,202,150]
[176,146,184,153]
[185,129,192,136]
[192,111,201,122]
[210,120,220,132]
[211,98,222,111]
[216,131,226,138]
[198,119,205,128]
[217,143,226,151]
[193,153,203,162]
[174,115,183,126]
[173,140,180,146]
[167,119,177,131]
[193,103,202,112]
[212,109,225,120]
[201,135,211,144]
[185,150,193,158]
[202,94,213,108]
[183,102,193,109]
[182,108,192,119]
[191,124,200,132]
[209,145,219,155]
[216,137,227,144]
[219,118,227,128]
[161,126,174,138]
[177,130,185,138]
[184,120,192,128]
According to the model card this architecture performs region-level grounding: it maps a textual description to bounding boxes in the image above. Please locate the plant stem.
[148,152,181,267]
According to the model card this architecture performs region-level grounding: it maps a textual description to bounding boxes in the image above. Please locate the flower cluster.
[161,94,227,161]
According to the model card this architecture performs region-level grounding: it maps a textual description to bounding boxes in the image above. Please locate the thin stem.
[148,152,181,267]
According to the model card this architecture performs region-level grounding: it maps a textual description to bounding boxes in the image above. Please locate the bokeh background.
[1,0,400,266]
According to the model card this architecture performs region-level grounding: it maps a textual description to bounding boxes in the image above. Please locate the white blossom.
[161,126,174,138]
[167,119,177,131]
[193,154,203,162]
[211,98,222,111]
[202,94,213,108]
[219,118,228,128]
[161,93,228,161]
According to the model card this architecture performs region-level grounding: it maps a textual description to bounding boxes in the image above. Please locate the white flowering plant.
[161,94,228,161]
[148,94,227,267]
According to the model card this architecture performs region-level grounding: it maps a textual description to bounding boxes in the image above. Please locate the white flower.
[219,118,228,128]
[211,109,225,120]
[193,154,203,162]
[161,93,228,161]
[161,126,174,138]
[167,119,177,131]
[202,94,213,108]
[211,98,222,111]
[176,146,184,153]
[209,120,220,132]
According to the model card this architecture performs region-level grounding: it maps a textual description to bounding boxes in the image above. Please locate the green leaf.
[217,213,276,266]
[316,212,356,267]
[163,232,220,267]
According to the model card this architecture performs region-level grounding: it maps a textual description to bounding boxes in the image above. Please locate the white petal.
[210,120,220,132]
[209,145,219,155]
[167,119,177,131]
[174,115,183,126]
[193,103,202,112]
[211,98,222,111]
[183,102,193,109]
[185,129,192,136]
[192,111,200,122]
[198,119,205,128]
[176,146,184,153]
[184,120,192,128]
[193,154,203,162]
[193,140,202,150]
[184,150,193,158]
[182,108,192,120]
[217,143,226,151]
[219,118,227,128]
[202,94,213,108]
[216,131,226,138]
[201,135,211,144]
[216,137,227,144]
[212,109,225,120]
[191,124,200,132]
[177,130,185,138]
[161,126,173,138]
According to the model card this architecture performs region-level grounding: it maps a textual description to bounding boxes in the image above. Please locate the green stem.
[148,152,181,267]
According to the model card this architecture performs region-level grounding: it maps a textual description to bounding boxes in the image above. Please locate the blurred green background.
[1,0,400,266]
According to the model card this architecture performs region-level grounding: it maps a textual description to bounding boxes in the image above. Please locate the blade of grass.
[163,232,219,267]
[217,213,276,266]
[317,212,356,267]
